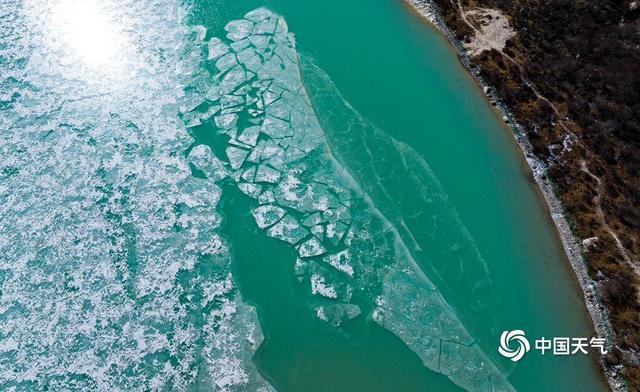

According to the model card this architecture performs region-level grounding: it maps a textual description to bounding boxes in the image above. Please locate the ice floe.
[177,7,513,391]
[0,2,273,390]
[252,205,287,229]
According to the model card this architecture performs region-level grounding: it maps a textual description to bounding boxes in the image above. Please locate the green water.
[0,1,607,390]
[189,1,606,391]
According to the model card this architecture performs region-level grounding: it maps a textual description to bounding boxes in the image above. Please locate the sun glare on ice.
[52,1,124,67]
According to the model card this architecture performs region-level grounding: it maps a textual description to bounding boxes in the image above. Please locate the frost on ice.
[252,205,286,229]
[0,1,272,391]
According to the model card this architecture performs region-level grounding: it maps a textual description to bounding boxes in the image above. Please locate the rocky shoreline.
[403,0,623,390]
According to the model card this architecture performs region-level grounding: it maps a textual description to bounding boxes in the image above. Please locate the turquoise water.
[0,0,605,391]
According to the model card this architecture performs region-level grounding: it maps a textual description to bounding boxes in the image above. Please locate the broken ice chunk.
[244,7,274,22]
[311,224,324,239]
[241,166,256,182]
[208,37,229,61]
[242,52,264,74]
[266,215,308,245]
[230,38,251,52]
[257,54,287,82]
[316,303,361,327]
[220,66,246,94]
[258,188,276,204]
[323,250,354,277]
[187,144,229,182]
[274,16,289,35]
[310,274,337,299]
[185,115,202,128]
[262,87,281,107]
[297,237,326,258]
[237,46,258,64]
[343,227,357,247]
[325,221,348,246]
[215,52,238,73]
[254,165,281,184]
[214,113,238,130]
[261,115,293,139]
[220,94,244,111]
[302,213,324,227]
[252,204,286,229]
[265,99,291,120]
[311,192,332,212]
[225,19,254,41]
[206,85,222,102]
[198,104,221,121]
[239,182,262,198]
[253,16,277,36]
[225,146,249,170]
[275,174,305,204]
[333,205,351,221]
[308,266,353,301]
[247,139,280,163]
[248,34,270,49]
[238,126,260,147]
[191,25,207,42]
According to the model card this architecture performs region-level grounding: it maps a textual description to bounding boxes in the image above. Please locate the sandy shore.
[402,0,623,390]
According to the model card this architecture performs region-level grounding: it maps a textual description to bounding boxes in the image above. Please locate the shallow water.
[0,0,605,391]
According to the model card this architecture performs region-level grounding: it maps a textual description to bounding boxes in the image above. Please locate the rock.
[582,236,599,250]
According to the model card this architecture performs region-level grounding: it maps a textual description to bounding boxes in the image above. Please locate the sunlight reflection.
[34,0,134,83]
[53,2,123,67]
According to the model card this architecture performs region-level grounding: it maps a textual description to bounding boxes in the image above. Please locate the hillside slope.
[423,0,639,388]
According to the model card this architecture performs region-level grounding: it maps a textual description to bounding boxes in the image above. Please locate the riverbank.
[402,0,623,390]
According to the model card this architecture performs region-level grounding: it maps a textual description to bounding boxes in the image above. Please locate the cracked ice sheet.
[0,1,272,391]
[372,261,514,391]
[301,52,509,342]
[182,7,513,391]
